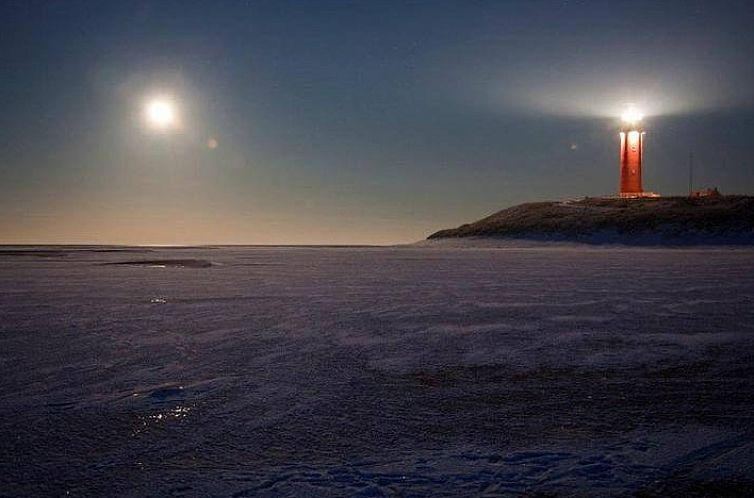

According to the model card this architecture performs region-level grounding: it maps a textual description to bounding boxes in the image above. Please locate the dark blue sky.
[2,0,753,244]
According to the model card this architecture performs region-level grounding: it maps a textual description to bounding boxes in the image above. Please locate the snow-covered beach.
[1,245,753,496]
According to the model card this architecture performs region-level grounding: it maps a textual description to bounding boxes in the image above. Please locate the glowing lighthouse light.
[621,106,643,125]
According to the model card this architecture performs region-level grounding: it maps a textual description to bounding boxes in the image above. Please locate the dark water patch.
[103,259,214,268]
[0,249,69,258]
[44,400,77,411]
[86,248,153,253]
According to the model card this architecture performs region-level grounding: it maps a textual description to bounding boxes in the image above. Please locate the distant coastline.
[427,196,754,246]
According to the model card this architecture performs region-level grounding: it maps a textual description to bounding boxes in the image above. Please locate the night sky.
[2,0,754,245]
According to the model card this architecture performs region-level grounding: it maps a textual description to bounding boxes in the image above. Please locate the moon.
[145,98,177,129]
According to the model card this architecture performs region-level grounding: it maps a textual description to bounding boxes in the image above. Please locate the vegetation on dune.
[427,196,754,240]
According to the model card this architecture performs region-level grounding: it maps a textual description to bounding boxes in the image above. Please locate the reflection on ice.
[148,405,192,421]
[133,405,193,436]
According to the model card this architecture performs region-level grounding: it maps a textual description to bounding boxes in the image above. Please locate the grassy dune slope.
[428,196,754,242]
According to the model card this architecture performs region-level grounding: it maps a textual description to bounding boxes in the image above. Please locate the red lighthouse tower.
[619,107,645,197]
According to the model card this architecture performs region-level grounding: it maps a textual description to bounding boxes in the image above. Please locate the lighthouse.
[619,107,645,198]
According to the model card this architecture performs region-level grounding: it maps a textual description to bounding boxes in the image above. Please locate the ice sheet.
[1,245,753,496]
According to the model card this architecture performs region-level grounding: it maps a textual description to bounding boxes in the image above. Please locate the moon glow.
[145,98,177,129]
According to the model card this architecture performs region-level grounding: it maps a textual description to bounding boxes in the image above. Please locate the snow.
[1,245,753,496]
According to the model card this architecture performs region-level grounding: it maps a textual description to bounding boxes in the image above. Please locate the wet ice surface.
[1,245,753,497]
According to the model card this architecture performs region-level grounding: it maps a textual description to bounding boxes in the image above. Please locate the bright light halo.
[145,98,177,129]
[621,106,643,125]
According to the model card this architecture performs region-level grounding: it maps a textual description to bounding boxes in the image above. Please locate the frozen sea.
[1,244,753,497]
